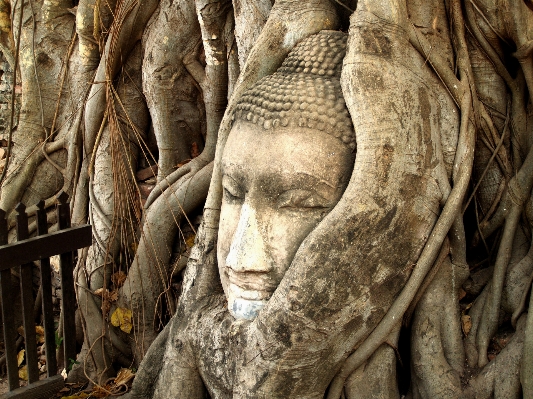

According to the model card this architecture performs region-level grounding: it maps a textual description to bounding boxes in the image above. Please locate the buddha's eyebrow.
[292,172,339,190]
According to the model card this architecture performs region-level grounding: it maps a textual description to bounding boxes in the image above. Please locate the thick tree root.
[142,0,203,181]
[521,283,533,397]
[344,325,401,399]
[121,161,213,364]
[408,258,468,399]
[463,316,526,399]
[475,146,533,366]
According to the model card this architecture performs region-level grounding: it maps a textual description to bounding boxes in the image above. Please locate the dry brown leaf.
[185,234,196,249]
[36,325,45,344]
[18,365,27,380]
[95,288,118,302]
[111,271,127,288]
[462,314,472,336]
[111,307,133,334]
[108,290,119,302]
[17,349,24,366]
[17,326,24,336]
[114,368,135,386]
[92,384,113,398]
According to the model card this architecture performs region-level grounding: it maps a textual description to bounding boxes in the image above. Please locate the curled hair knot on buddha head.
[232,30,356,151]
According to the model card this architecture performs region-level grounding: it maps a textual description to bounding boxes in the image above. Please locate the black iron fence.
[0,192,91,399]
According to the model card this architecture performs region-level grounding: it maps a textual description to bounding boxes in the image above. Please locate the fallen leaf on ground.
[36,326,45,344]
[18,365,27,380]
[108,290,118,302]
[91,384,113,398]
[115,368,135,386]
[17,349,24,366]
[94,288,118,302]
[111,307,133,334]
[462,314,472,336]
[185,234,196,248]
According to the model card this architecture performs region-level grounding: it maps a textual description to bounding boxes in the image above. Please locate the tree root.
[121,161,213,364]
[144,158,207,210]
[408,257,468,399]
[521,281,533,397]
[344,325,401,399]
[475,145,533,367]
[0,0,23,188]
[71,248,114,385]
[463,316,526,399]
[142,0,203,182]
[327,87,475,399]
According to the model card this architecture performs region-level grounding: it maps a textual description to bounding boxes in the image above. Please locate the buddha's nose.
[225,203,272,273]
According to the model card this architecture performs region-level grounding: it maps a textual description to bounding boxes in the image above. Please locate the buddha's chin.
[226,281,272,320]
[228,296,267,320]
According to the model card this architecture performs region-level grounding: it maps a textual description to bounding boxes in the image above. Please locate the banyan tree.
[0,0,532,398]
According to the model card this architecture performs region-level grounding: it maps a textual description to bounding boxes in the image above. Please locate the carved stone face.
[218,120,353,320]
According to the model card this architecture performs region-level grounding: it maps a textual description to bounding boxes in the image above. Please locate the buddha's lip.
[227,269,278,296]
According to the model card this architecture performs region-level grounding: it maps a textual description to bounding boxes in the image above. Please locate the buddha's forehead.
[222,121,352,187]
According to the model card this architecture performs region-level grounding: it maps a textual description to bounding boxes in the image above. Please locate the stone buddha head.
[218,31,355,320]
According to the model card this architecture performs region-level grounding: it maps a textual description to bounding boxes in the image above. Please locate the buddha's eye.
[222,176,244,204]
[277,189,329,210]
